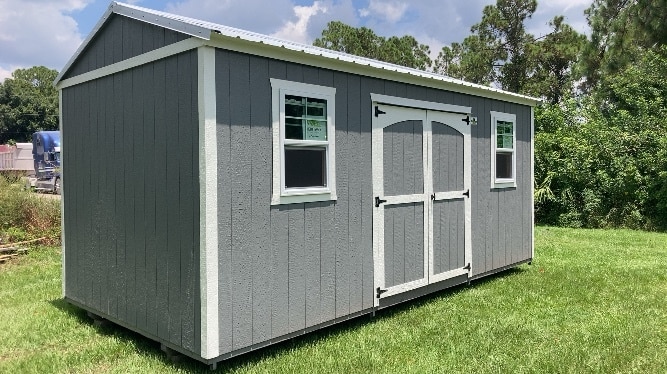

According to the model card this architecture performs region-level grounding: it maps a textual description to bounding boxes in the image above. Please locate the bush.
[0,174,60,244]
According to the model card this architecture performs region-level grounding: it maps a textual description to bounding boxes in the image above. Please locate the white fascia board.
[203,33,540,107]
[198,46,219,360]
[370,93,471,114]
[530,106,535,259]
[56,38,204,89]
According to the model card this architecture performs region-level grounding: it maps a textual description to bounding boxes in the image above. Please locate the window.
[271,79,336,205]
[491,111,516,188]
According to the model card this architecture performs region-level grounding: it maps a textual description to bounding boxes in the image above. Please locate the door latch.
[375,196,387,207]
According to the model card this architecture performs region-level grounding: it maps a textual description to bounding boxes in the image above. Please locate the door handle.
[375,196,387,207]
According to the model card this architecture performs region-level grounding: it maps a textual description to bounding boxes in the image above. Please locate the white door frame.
[371,96,472,307]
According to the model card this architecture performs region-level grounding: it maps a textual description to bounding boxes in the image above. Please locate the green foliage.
[535,47,667,230]
[0,66,59,144]
[0,175,60,244]
[313,21,431,70]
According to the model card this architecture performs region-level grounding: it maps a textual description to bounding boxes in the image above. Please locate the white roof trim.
[54,1,541,106]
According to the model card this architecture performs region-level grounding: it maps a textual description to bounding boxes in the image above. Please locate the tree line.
[316,0,667,230]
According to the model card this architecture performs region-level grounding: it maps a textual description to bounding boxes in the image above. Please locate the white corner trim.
[198,46,219,360]
[370,93,471,114]
[270,78,337,205]
[490,111,517,189]
[59,89,66,298]
[56,38,205,89]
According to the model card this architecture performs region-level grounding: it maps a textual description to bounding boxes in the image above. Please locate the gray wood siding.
[63,14,189,80]
[433,199,465,274]
[62,50,200,355]
[384,202,425,287]
[432,122,464,192]
[383,121,424,196]
[214,49,532,356]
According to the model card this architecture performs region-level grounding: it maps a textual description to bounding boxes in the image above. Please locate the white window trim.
[490,111,517,189]
[270,78,337,205]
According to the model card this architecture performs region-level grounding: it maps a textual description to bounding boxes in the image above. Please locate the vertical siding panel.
[88,79,100,310]
[317,69,336,320]
[178,52,196,351]
[133,66,148,333]
[123,69,137,328]
[165,57,182,345]
[143,63,158,336]
[521,105,532,260]
[346,74,363,313]
[288,205,306,331]
[304,203,322,327]
[270,206,290,338]
[268,60,290,340]
[333,71,350,318]
[113,73,127,322]
[128,19,143,58]
[229,53,253,350]
[154,59,170,341]
[216,49,233,354]
[249,56,272,344]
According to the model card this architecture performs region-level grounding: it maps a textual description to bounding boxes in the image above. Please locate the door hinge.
[375,196,387,207]
[461,115,478,126]
[376,287,388,298]
[463,263,471,271]
[375,106,386,117]
[463,189,470,198]
[431,193,435,200]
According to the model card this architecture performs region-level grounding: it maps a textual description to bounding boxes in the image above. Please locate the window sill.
[492,180,516,189]
[271,192,337,205]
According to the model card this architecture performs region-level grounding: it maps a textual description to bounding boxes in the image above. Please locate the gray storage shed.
[55,1,539,367]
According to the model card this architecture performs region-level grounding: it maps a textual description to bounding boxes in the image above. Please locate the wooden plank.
[333,71,349,318]
[346,73,363,313]
[304,203,322,328]
[249,56,272,343]
[229,52,253,351]
[288,205,306,331]
[177,51,196,352]
[384,205,394,287]
[153,58,170,341]
[122,69,136,328]
[270,205,290,339]
[132,66,147,333]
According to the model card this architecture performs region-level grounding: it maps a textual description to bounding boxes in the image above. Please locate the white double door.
[372,104,471,303]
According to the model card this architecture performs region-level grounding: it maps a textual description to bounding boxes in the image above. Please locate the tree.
[524,16,585,104]
[0,66,59,144]
[313,21,432,70]
[433,35,496,85]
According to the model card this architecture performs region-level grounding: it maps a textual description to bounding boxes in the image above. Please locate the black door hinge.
[463,263,471,271]
[375,196,387,207]
[462,189,470,198]
[431,193,436,200]
[375,106,386,117]
[376,287,388,298]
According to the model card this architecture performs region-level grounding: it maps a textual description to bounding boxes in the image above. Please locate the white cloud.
[272,2,328,44]
[0,65,14,82]
[360,0,409,23]
[0,0,89,73]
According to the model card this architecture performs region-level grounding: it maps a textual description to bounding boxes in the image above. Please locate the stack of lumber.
[0,237,46,263]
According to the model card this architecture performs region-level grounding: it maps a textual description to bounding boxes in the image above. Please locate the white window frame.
[490,111,517,189]
[270,78,337,205]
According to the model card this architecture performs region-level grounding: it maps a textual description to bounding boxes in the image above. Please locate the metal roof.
[55,1,540,105]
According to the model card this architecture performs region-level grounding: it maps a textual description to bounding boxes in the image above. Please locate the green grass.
[1,227,666,373]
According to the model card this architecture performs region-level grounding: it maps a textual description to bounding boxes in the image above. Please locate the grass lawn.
[1,226,666,373]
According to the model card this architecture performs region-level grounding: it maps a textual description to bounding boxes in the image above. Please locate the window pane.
[285,117,303,140]
[286,103,303,117]
[496,152,513,179]
[305,120,327,141]
[285,147,327,188]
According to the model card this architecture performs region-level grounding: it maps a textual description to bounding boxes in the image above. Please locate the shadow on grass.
[48,265,530,373]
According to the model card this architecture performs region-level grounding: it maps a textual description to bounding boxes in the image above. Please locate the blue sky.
[0,0,592,81]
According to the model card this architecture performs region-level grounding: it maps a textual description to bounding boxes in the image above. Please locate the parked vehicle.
[30,131,61,194]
